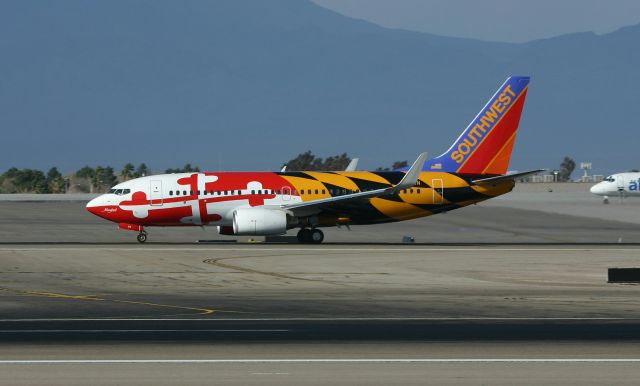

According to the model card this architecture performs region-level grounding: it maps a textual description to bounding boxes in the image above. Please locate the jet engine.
[232,208,287,235]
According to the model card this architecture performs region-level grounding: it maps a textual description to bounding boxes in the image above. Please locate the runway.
[1,193,640,384]
[2,244,640,319]
[3,341,640,386]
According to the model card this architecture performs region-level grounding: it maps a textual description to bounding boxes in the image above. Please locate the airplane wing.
[278,152,428,216]
[471,169,545,184]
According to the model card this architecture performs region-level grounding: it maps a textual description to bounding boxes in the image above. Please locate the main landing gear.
[136,231,148,244]
[297,228,324,244]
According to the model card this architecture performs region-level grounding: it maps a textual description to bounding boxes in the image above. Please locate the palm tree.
[121,163,134,181]
[134,163,149,178]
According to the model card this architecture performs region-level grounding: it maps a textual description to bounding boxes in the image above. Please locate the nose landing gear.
[118,223,147,243]
[136,231,148,243]
[297,228,324,244]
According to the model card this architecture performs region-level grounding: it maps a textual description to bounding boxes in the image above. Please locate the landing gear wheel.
[297,228,311,243]
[297,228,324,244]
[310,229,324,244]
[137,232,147,243]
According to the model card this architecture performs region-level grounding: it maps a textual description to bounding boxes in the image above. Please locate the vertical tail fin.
[422,76,530,175]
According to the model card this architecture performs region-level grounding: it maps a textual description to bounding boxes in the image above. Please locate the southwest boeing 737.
[87,76,539,243]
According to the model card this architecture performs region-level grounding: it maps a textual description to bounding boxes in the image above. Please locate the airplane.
[590,172,640,201]
[87,76,539,243]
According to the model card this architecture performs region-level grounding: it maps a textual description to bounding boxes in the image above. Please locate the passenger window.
[293,190,298,195]
[277,190,281,195]
[308,189,312,194]
[410,189,414,194]
[183,190,187,195]
[322,190,325,194]
[169,191,173,196]
[251,190,255,194]
[417,189,421,194]
[190,190,193,195]
[314,189,318,194]
[300,190,304,195]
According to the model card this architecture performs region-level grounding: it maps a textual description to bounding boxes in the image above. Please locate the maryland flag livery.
[87,76,539,243]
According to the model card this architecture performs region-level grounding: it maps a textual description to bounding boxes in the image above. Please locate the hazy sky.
[312,0,640,42]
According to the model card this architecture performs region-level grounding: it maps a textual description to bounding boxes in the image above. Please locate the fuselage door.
[432,179,444,204]
[617,175,625,192]
[282,186,291,201]
[150,180,163,206]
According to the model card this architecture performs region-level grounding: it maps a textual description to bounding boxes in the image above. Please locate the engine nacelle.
[232,208,287,235]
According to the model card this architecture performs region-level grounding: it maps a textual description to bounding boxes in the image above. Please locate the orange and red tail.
[421,76,530,175]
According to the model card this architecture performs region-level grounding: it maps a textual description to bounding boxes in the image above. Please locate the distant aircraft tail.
[421,76,530,175]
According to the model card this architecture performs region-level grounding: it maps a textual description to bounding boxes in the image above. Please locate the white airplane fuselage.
[590,173,640,197]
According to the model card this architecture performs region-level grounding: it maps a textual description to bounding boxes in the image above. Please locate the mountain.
[0,0,638,175]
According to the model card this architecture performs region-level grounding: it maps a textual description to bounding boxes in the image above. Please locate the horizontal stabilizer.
[472,169,544,184]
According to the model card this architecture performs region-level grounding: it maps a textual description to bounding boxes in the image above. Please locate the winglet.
[345,158,359,172]
[393,152,428,191]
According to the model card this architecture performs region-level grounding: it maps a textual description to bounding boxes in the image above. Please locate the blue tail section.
[415,76,530,174]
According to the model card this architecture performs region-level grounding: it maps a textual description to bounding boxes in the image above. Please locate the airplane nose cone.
[590,184,601,195]
[86,197,102,215]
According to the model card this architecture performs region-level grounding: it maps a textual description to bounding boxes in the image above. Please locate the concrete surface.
[1,187,640,385]
[2,342,640,386]
[0,189,639,244]
[2,245,640,319]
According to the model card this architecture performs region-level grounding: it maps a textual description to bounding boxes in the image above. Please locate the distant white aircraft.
[590,172,640,200]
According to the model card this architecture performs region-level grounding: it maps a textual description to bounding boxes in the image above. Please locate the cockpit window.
[604,176,615,182]
[109,188,131,195]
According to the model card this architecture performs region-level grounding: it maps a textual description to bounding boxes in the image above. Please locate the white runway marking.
[1,359,640,364]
